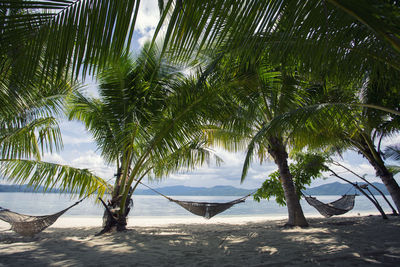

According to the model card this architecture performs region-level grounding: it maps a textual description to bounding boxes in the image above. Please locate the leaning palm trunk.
[367,157,400,213]
[268,137,308,227]
[358,143,400,213]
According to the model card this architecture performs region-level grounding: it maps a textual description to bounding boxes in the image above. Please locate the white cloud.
[62,135,93,145]
[145,147,278,189]
[136,0,160,34]
[42,119,389,191]
[71,150,115,180]
[59,121,94,145]
[42,153,67,165]
[135,0,161,47]
[42,150,115,181]
[138,28,156,47]
[81,77,100,98]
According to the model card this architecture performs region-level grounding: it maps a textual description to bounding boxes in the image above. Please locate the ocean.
[0,193,394,219]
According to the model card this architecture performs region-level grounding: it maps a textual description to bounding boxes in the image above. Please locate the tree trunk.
[268,136,308,227]
[369,160,400,213]
[98,192,132,235]
[362,146,400,213]
[97,169,133,235]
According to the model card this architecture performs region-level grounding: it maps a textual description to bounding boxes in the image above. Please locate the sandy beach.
[1,215,399,266]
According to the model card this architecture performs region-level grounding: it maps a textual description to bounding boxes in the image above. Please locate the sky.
[28,1,400,190]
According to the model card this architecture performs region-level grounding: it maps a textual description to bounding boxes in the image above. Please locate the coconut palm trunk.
[363,150,400,213]
[350,135,400,213]
[268,137,308,227]
[99,169,133,233]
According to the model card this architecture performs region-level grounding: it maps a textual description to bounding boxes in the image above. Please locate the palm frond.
[1,0,140,80]
[67,91,121,164]
[327,0,400,53]
[387,165,400,175]
[385,145,400,161]
[0,159,112,199]
[203,126,249,153]
[157,0,400,83]
[150,139,223,179]
[241,133,259,183]
[0,117,62,160]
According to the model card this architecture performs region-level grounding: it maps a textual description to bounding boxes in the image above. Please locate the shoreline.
[1,215,399,266]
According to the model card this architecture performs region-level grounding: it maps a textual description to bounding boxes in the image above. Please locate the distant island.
[0,181,390,196]
[303,181,389,196]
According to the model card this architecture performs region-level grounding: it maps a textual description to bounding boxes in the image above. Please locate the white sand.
[1,215,400,266]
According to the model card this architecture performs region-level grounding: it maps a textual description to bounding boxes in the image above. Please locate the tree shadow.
[0,216,399,266]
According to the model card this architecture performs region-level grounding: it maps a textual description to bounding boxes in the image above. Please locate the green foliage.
[0,159,111,199]
[157,0,400,82]
[254,171,286,206]
[1,0,141,81]
[67,44,227,214]
[385,145,400,161]
[385,145,400,175]
[387,165,400,176]
[0,67,75,160]
[253,153,328,206]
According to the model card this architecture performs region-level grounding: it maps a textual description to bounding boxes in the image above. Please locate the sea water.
[0,193,395,219]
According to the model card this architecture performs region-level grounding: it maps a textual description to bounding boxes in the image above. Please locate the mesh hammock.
[135,180,252,219]
[304,195,356,218]
[168,197,247,219]
[0,200,82,236]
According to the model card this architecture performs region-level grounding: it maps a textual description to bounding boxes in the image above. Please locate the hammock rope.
[135,179,255,219]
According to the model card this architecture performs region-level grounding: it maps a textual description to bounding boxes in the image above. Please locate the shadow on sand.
[0,216,399,266]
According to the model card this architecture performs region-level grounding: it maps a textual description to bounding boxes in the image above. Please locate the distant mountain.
[0,184,253,196]
[0,182,390,195]
[135,185,254,196]
[0,184,61,193]
[303,182,389,195]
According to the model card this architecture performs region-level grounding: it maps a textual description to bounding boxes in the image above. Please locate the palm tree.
[0,67,111,199]
[275,79,400,213]
[205,56,310,226]
[155,0,400,213]
[0,78,65,161]
[67,44,222,232]
[347,83,400,212]
[1,0,145,196]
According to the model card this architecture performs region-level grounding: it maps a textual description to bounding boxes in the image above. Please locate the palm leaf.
[0,70,75,160]
[1,0,141,81]
[0,159,111,199]
[156,0,400,82]
[327,0,400,53]
[0,117,62,160]
[150,139,223,179]
[385,145,400,161]
[387,165,400,175]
